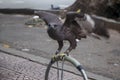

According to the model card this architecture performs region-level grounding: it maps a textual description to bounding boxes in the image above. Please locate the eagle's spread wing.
[34,11,63,26]
[75,14,110,38]
[64,12,110,39]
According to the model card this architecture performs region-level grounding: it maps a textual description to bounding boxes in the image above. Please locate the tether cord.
[56,61,59,80]
[61,57,65,80]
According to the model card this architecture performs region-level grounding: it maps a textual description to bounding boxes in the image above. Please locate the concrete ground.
[0,13,120,80]
[0,44,112,80]
[0,49,87,80]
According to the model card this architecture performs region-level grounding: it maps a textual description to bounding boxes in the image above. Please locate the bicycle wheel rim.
[45,55,88,80]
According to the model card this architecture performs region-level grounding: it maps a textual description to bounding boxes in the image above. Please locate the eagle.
[34,11,110,55]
